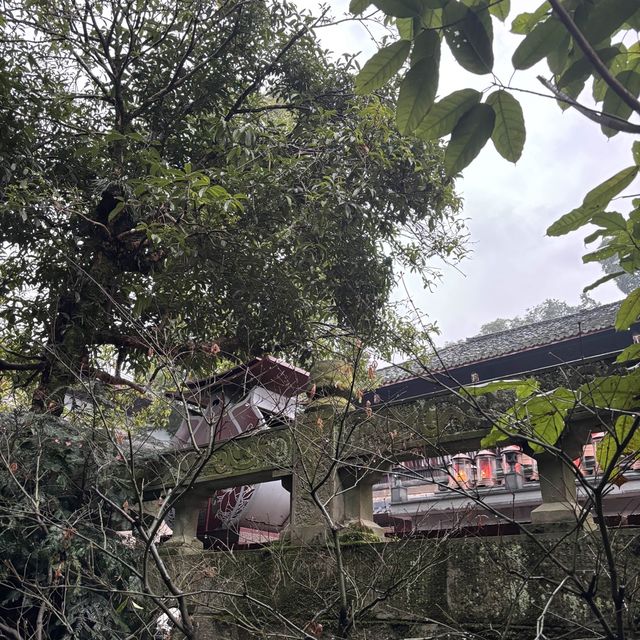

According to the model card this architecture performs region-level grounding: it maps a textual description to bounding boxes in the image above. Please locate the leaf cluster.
[352,0,640,174]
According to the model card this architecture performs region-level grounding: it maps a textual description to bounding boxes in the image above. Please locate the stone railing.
[137,379,613,549]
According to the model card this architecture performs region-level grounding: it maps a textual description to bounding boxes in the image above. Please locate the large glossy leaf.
[529,412,565,452]
[584,166,639,209]
[374,0,423,17]
[510,2,549,35]
[584,271,624,293]
[512,17,565,70]
[489,0,510,22]
[350,0,371,14]
[579,372,640,411]
[396,17,413,39]
[591,211,627,232]
[443,1,494,75]
[578,0,639,45]
[634,140,640,166]
[444,103,495,176]
[546,204,599,236]
[397,41,440,134]
[596,415,640,474]
[396,58,439,134]
[616,343,640,363]
[355,40,411,94]
[601,69,640,138]
[616,287,640,330]
[415,88,481,140]
[485,90,525,162]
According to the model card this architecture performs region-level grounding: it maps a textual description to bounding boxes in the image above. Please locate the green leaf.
[596,415,640,474]
[584,166,639,209]
[107,201,125,222]
[546,31,571,76]
[510,2,549,35]
[415,88,481,140]
[601,70,640,138]
[421,8,443,28]
[583,271,624,293]
[616,343,640,363]
[444,103,495,176]
[529,412,565,452]
[557,78,585,112]
[396,17,413,39]
[350,0,371,14]
[489,0,510,22]
[374,0,423,17]
[627,9,640,30]
[579,372,640,411]
[591,211,627,232]
[582,243,620,263]
[557,46,622,90]
[512,17,565,70]
[462,378,539,398]
[397,35,440,134]
[616,288,640,330]
[410,26,440,64]
[485,90,526,163]
[355,40,411,94]
[443,2,494,75]
[634,141,640,166]
[578,0,639,45]
[546,204,599,236]
[583,228,607,244]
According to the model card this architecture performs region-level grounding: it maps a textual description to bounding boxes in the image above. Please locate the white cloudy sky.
[308,0,638,345]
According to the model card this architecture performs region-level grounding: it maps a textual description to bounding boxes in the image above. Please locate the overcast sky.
[312,0,637,345]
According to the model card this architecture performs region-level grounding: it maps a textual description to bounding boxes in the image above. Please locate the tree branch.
[94,331,241,359]
[81,366,146,394]
[0,359,45,371]
[537,76,640,134]
[548,0,640,118]
[224,8,330,121]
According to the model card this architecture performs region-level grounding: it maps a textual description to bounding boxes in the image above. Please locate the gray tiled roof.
[378,301,622,386]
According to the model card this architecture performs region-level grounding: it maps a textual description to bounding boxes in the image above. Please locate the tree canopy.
[477,294,598,335]
[0,0,465,411]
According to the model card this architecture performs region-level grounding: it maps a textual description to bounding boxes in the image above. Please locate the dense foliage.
[0,410,144,638]
[0,0,464,412]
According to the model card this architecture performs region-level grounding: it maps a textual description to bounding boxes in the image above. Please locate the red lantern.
[475,450,497,488]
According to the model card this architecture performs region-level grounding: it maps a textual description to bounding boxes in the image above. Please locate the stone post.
[285,396,345,545]
[339,466,387,539]
[164,490,208,551]
[530,452,594,531]
[285,360,386,544]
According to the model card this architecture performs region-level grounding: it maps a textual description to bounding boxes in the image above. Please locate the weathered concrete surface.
[158,530,640,639]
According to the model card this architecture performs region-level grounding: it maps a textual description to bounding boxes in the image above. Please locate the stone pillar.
[530,452,594,531]
[284,360,388,545]
[339,466,387,540]
[164,490,208,551]
[285,397,345,545]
